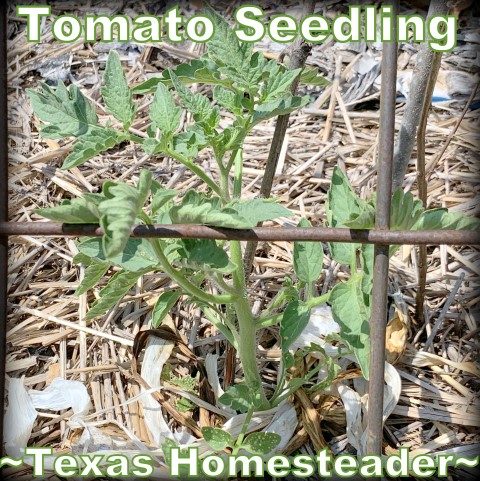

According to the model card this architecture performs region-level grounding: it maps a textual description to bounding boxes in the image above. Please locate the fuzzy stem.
[230,240,269,409]
[151,239,236,305]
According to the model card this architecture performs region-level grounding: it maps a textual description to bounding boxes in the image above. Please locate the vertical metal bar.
[0,0,8,454]
[365,1,398,456]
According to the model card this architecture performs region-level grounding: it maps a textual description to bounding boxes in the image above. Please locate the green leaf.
[263,68,302,101]
[201,427,234,451]
[176,398,195,413]
[150,82,182,135]
[293,218,323,283]
[413,208,480,231]
[211,126,243,161]
[390,190,424,231]
[178,239,236,274]
[219,51,267,89]
[170,192,244,228]
[99,170,153,259]
[300,66,330,87]
[28,81,98,138]
[213,86,243,115]
[343,201,376,229]
[151,290,182,328]
[132,58,231,95]
[77,237,159,272]
[280,300,311,352]
[219,383,259,413]
[242,432,281,455]
[231,198,292,226]
[326,167,363,265]
[172,129,203,160]
[203,3,251,74]
[329,276,370,378]
[169,70,218,126]
[151,182,177,217]
[360,244,374,297]
[252,94,309,126]
[75,260,110,296]
[170,192,292,229]
[72,252,93,266]
[62,126,124,170]
[101,51,136,128]
[36,197,100,223]
[86,269,145,320]
[162,438,178,467]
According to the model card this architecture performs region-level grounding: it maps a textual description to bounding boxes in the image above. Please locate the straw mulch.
[5,1,480,480]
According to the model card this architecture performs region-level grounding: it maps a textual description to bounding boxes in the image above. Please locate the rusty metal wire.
[1,0,479,462]
[366,5,398,455]
[0,1,8,454]
[1,222,479,244]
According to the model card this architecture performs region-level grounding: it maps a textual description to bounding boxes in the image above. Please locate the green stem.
[269,361,287,405]
[212,273,238,297]
[232,407,254,455]
[230,240,269,409]
[151,239,236,305]
[255,292,331,329]
[202,306,238,348]
[167,150,223,199]
[233,149,243,199]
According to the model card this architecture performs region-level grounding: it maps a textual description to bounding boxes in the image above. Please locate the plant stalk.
[230,240,269,409]
[151,239,236,305]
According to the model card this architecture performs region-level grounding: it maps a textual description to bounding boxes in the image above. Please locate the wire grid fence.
[1,1,479,463]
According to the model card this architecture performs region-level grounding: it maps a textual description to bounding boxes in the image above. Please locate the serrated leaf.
[230,198,293,226]
[132,58,231,94]
[150,82,181,135]
[201,427,234,451]
[101,51,136,128]
[242,432,281,455]
[28,81,98,138]
[151,290,182,328]
[252,94,309,126]
[211,126,243,161]
[213,86,242,115]
[36,197,100,223]
[169,70,217,126]
[219,50,267,88]
[293,218,323,283]
[280,300,311,352]
[75,260,110,296]
[62,126,124,169]
[329,276,370,378]
[413,208,480,231]
[99,170,153,259]
[172,130,202,160]
[390,190,424,231]
[86,269,145,320]
[77,237,159,272]
[178,239,235,274]
[263,67,302,101]
[300,66,330,87]
[170,192,292,229]
[204,3,252,74]
[170,191,245,228]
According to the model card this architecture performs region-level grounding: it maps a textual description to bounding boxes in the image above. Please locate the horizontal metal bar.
[1,222,479,245]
